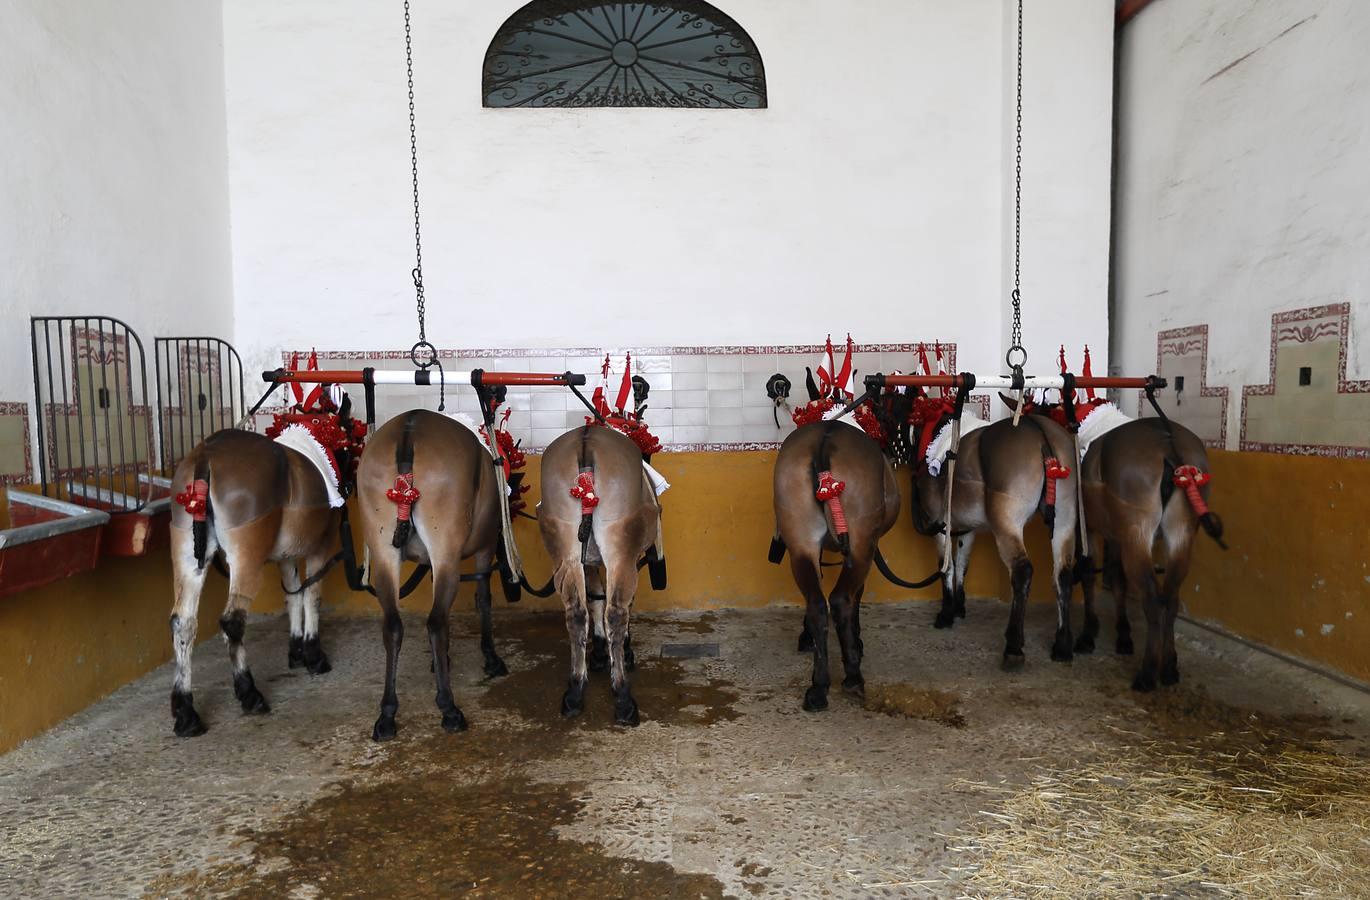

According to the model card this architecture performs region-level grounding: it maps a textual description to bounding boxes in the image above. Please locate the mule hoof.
[240,690,271,715]
[306,653,332,676]
[561,689,585,719]
[1160,664,1180,686]
[173,712,207,738]
[796,630,814,653]
[442,710,468,733]
[1074,634,1096,654]
[842,676,865,699]
[802,687,829,712]
[372,716,398,741]
[933,612,955,630]
[955,605,967,619]
[1116,637,1135,656]
[1131,671,1157,693]
[288,638,306,669]
[614,698,640,727]
[1000,652,1026,672]
[1050,638,1074,663]
[484,657,510,679]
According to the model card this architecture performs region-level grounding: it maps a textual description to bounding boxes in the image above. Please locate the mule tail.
[1171,462,1226,549]
[191,456,211,569]
[571,428,600,562]
[811,422,853,566]
[390,411,420,548]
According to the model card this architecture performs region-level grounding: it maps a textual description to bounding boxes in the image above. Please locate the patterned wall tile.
[1136,324,1229,448]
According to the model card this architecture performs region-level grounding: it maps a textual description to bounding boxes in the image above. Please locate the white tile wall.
[301,343,943,451]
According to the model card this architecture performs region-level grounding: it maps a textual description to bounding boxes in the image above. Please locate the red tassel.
[816,470,848,535]
[1044,458,1071,508]
[570,472,600,515]
[386,473,420,521]
[1173,465,1212,516]
[175,479,209,521]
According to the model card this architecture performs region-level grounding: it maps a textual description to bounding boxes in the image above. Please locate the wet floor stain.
[863,683,967,729]
[149,613,738,898]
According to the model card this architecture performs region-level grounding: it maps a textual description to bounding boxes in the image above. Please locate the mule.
[538,425,664,727]
[773,420,901,711]
[167,426,351,737]
[354,410,510,740]
[1018,399,1224,690]
[910,402,1080,668]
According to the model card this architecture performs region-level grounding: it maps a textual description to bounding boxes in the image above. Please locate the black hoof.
[372,716,398,741]
[842,675,865,699]
[1051,636,1074,663]
[240,689,271,715]
[797,629,814,653]
[306,653,332,676]
[484,657,510,679]
[561,681,586,719]
[172,703,207,738]
[955,603,967,620]
[1001,652,1026,672]
[614,697,641,727]
[1160,663,1180,686]
[442,709,468,733]
[1131,671,1157,692]
[934,611,955,629]
[802,686,829,712]
[288,636,306,669]
[303,637,331,675]
[1074,633,1096,654]
[1116,637,1135,656]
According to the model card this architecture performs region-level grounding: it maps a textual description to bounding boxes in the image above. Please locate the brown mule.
[773,420,900,711]
[538,426,664,727]
[354,410,509,741]
[1069,416,1221,690]
[911,411,1080,668]
[167,429,345,737]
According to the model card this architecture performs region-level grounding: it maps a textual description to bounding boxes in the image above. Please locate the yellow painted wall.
[0,552,226,754]
[3,448,1367,753]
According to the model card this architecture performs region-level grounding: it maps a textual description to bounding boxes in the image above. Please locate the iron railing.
[153,336,246,474]
[30,316,154,513]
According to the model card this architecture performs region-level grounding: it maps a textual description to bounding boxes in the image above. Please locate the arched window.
[483,1,767,109]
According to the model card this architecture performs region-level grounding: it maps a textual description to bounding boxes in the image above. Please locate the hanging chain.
[405,0,436,372]
[1006,0,1027,373]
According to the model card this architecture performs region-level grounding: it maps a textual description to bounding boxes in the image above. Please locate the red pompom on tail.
[386,473,420,521]
[1043,458,1071,508]
[570,472,600,515]
[1172,465,1211,515]
[175,479,210,521]
[816,470,848,536]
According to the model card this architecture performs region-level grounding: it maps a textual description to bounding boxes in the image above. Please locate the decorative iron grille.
[483,1,766,109]
[154,337,246,474]
[29,316,154,512]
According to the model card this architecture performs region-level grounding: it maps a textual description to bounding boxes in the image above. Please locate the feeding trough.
[62,480,170,558]
[0,490,109,598]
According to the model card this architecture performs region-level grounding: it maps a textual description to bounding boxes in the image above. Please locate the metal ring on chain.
[1005,345,1028,371]
[409,340,438,370]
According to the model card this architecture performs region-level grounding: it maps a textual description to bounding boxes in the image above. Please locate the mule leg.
[852,585,865,656]
[554,555,591,718]
[281,562,306,669]
[990,527,1031,671]
[830,550,872,698]
[301,548,332,675]
[1104,542,1133,655]
[587,565,610,672]
[792,554,830,711]
[933,531,957,629]
[1050,525,1077,663]
[1159,510,1196,687]
[952,532,975,621]
[604,557,640,727]
[426,568,468,733]
[474,549,508,678]
[221,528,272,716]
[1075,539,1099,654]
[369,555,404,741]
[1122,544,1163,692]
[169,529,213,737]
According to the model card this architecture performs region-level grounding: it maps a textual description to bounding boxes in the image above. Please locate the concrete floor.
[3,597,1369,898]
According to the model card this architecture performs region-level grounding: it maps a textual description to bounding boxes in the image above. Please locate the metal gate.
[30,316,154,512]
[153,336,246,473]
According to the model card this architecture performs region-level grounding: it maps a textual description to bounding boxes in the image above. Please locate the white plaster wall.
[223,0,1113,388]
[0,0,235,400]
[1115,0,1370,444]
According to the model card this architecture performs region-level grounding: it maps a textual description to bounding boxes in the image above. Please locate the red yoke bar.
[261,368,587,387]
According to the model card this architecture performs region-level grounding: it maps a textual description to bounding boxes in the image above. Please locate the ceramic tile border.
[1240,302,1370,459]
[1137,323,1229,449]
[0,402,33,486]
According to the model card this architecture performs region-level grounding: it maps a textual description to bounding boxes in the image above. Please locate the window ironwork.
[483,1,767,109]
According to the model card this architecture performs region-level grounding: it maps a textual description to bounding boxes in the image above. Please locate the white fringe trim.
[1076,403,1133,459]
[925,412,991,477]
[274,425,345,508]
